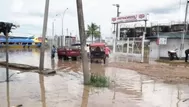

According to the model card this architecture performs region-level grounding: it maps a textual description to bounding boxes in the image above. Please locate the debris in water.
[12,104,23,107]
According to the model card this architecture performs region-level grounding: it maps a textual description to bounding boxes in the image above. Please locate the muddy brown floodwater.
[0,49,189,107]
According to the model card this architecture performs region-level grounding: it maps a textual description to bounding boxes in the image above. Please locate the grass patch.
[89,74,110,87]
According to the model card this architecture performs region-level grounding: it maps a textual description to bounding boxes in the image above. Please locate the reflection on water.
[0,49,57,69]
[0,49,189,107]
[6,82,10,107]
[109,53,154,64]
[90,63,105,76]
[81,86,90,107]
[39,74,46,107]
[0,67,189,107]
[51,59,55,70]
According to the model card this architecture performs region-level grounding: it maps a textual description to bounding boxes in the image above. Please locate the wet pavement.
[0,49,189,107]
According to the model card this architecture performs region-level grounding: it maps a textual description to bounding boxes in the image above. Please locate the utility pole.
[39,0,50,71]
[5,31,9,82]
[52,21,55,47]
[61,8,68,46]
[115,4,120,52]
[141,20,147,62]
[99,25,101,42]
[76,0,90,84]
[181,0,189,58]
[157,23,160,59]
[67,28,69,36]
[52,21,55,37]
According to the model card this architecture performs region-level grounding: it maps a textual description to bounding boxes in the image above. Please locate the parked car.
[57,43,81,60]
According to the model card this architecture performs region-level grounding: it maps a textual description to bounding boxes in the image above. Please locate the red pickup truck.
[57,43,81,60]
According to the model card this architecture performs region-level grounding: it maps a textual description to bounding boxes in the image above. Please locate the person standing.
[105,46,111,57]
[51,45,56,59]
[185,49,189,62]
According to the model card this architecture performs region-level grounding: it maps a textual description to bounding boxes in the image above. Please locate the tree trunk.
[76,0,90,84]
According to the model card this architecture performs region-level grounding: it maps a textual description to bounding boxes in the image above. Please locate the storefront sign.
[157,37,167,45]
[111,14,148,24]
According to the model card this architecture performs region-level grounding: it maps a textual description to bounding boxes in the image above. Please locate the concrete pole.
[115,5,120,52]
[126,38,129,54]
[39,0,50,71]
[141,20,147,62]
[5,32,9,82]
[76,0,90,84]
[99,25,101,42]
[61,16,63,46]
[181,0,189,58]
[52,21,54,37]
[52,21,54,47]
[60,36,63,47]
[113,32,116,53]
[157,23,160,59]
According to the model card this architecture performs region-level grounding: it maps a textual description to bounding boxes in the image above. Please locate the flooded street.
[0,49,189,107]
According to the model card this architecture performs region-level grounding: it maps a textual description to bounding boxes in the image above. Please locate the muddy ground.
[108,61,189,84]
[1,49,189,107]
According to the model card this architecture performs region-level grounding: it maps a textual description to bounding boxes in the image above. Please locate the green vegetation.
[86,23,100,42]
[89,74,110,87]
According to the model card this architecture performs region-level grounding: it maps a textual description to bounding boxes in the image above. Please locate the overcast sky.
[0,0,188,38]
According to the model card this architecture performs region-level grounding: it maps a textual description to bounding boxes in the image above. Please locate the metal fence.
[115,38,150,58]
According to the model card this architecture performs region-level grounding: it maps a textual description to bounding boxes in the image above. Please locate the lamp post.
[112,4,121,52]
[52,19,56,37]
[56,8,68,46]
[52,18,57,47]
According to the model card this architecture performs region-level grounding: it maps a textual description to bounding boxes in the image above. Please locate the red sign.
[111,13,148,24]
[139,14,145,19]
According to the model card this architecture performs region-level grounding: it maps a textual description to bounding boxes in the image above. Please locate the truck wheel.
[71,57,77,61]
[63,56,69,60]
[58,56,62,59]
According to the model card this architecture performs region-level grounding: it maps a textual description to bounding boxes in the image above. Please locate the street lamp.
[112,4,121,53]
[56,8,68,46]
[52,18,56,37]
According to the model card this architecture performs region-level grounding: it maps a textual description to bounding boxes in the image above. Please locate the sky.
[0,0,188,38]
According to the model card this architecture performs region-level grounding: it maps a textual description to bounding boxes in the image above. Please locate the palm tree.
[86,23,100,43]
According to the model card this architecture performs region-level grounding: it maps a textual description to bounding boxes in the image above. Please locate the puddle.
[0,49,189,107]
[0,67,189,107]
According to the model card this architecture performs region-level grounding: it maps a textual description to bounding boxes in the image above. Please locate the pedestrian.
[51,45,56,59]
[105,45,111,57]
[185,49,189,62]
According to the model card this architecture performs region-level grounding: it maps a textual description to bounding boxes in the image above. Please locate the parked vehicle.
[89,43,106,64]
[168,48,179,60]
[57,43,81,60]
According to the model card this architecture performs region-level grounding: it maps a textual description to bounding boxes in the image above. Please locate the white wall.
[149,39,189,59]
[149,41,159,59]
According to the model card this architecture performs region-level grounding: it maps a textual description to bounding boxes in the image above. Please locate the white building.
[147,32,189,59]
